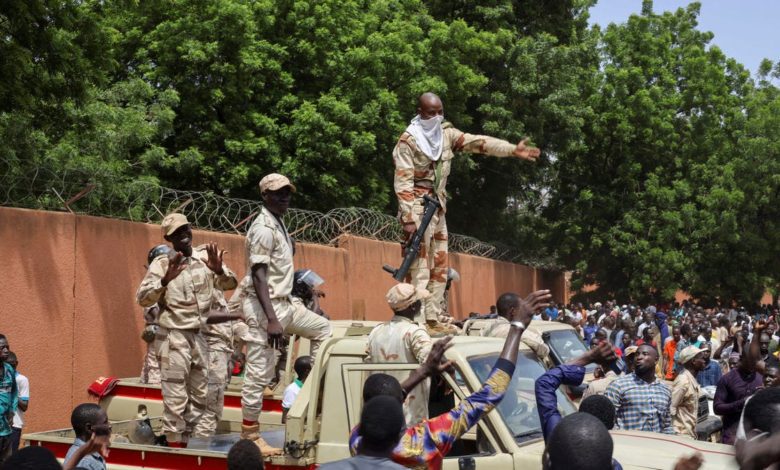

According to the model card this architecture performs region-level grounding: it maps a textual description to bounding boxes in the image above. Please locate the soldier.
[240,174,331,455]
[393,92,541,335]
[366,283,433,426]
[137,213,237,448]
[194,291,256,437]
[480,292,550,361]
[140,244,173,385]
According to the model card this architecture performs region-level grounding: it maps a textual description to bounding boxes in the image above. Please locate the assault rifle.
[383,194,441,281]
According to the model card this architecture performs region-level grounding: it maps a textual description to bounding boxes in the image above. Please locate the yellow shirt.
[670,369,701,438]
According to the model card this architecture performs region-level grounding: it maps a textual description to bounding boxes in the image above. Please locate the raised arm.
[453,129,540,161]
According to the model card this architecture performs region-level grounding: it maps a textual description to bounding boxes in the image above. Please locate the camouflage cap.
[679,345,705,365]
[161,213,189,237]
[259,173,296,194]
[386,283,430,311]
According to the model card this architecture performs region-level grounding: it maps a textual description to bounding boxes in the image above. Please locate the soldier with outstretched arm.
[393,92,541,334]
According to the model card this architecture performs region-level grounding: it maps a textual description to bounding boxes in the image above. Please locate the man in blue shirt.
[535,341,622,470]
[696,342,722,387]
[545,304,559,321]
[583,315,598,345]
[0,334,18,467]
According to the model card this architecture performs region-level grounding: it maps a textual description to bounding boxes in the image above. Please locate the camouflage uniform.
[393,124,518,323]
[480,318,550,360]
[140,305,162,385]
[137,242,237,443]
[366,316,433,425]
[241,206,332,423]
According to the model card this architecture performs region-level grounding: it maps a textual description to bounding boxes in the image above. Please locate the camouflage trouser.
[406,203,448,323]
[193,345,231,437]
[157,327,209,442]
[241,296,331,422]
[140,340,161,385]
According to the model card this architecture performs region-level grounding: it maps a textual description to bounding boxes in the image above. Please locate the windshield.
[545,329,597,373]
[468,353,577,442]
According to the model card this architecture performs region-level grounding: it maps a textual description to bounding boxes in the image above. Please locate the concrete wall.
[0,206,565,432]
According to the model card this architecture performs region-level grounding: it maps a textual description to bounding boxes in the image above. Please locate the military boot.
[241,423,283,456]
[426,320,458,337]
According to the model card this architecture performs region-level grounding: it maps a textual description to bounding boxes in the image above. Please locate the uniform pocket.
[161,367,186,384]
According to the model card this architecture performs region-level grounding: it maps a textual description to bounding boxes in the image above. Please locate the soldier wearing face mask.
[392,92,542,335]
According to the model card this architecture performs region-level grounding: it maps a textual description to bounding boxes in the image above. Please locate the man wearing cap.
[393,92,541,335]
[137,213,237,447]
[671,346,706,438]
[239,173,331,455]
[366,283,434,425]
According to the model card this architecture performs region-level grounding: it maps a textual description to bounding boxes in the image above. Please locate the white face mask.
[419,114,444,130]
[406,114,444,161]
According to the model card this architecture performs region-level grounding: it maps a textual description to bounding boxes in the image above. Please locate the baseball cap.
[161,213,189,237]
[679,345,705,365]
[259,173,296,194]
[386,283,430,311]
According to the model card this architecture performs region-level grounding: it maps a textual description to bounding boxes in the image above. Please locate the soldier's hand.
[201,242,226,275]
[513,138,541,161]
[402,222,417,237]
[161,252,187,286]
[511,290,552,325]
[267,318,284,349]
[423,336,455,377]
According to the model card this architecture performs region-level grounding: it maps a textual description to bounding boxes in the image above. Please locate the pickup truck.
[24,331,737,469]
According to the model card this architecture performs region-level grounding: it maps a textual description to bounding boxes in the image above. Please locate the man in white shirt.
[6,352,28,454]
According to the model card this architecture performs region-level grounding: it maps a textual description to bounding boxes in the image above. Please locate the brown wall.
[0,206,565,432]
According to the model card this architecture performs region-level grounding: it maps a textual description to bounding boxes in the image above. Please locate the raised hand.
[161,252,187,286]
[754,320,767,333]
[201,242,226,275]
[590,340,617,365]
[422,336,456,376]
[511,290,552,325]
[513,138,541,161]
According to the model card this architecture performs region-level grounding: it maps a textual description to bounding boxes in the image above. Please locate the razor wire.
[0,157,554,265]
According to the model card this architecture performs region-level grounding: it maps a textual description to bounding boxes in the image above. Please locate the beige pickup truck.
[25,330,737,469]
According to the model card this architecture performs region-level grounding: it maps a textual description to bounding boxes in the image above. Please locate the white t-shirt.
[282,379,303,410]
[13,372,29,428]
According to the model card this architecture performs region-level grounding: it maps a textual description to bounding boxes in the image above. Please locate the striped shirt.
[605,372,674,434]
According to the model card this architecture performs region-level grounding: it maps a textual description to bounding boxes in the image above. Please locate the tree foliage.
[3,0,780,303]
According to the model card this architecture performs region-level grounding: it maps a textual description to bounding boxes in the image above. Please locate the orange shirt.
[664,339,678,380]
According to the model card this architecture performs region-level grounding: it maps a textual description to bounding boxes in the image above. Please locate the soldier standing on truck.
[139,244,173,385]
[194,290,256,437]
[393,92,541,335]
[136,213,238,448]
[367,283,433,426]
[239,173,332,456]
